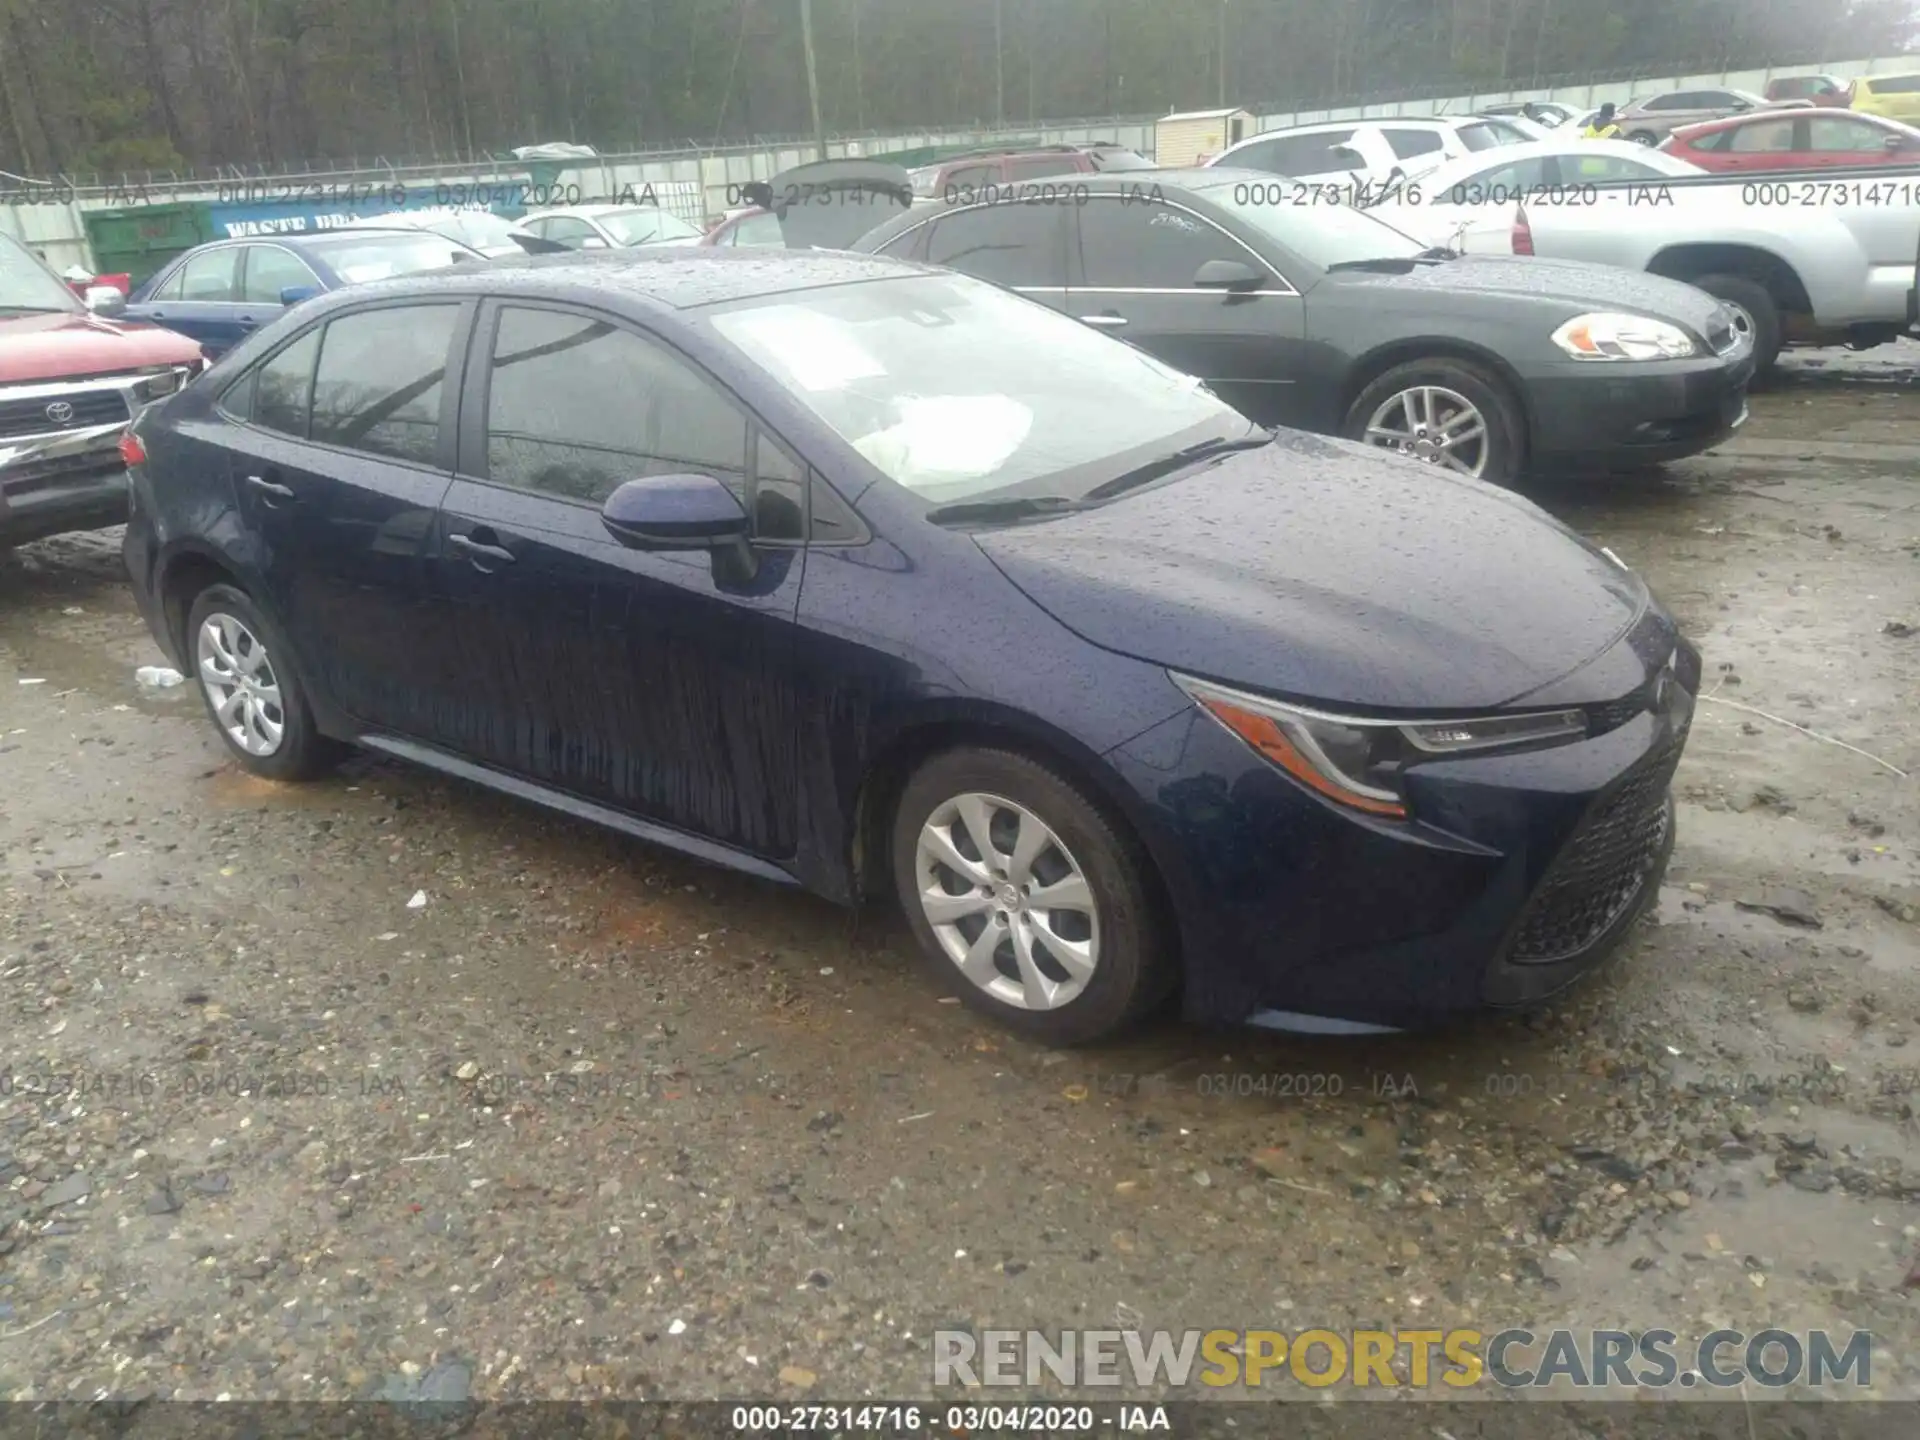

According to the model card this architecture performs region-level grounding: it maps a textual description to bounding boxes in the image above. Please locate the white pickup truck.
[1367,139,1920,375]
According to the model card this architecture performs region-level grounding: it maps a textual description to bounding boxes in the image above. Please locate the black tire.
[1626,130,1658,146]
[1342,355,1525,485]
[184,582,339,781]
[1687,271,1782,378]
[890,747,1173,1046]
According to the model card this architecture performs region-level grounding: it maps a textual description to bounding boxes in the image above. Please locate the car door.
[128,246,249,353]
[919,199,1071,314]
[429,300,806,856]
[220,300,466,732]
[1065,193,1309,427]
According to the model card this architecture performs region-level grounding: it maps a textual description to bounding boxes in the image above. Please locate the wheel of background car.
[185,583,339,781]
[1343,357,1524,485]
[890,747,1172,1046]
[1687,272,1781,377]
[1627,130,1659,146]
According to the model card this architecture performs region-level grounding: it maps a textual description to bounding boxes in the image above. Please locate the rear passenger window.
[251,329,321,438]
[1382,128,1445,159]
[309,304,459,466]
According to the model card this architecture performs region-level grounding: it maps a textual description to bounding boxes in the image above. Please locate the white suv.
[1205,116,1534,188]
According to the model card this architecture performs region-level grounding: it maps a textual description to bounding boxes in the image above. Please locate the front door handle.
[448,532,516,567]
[245,473,294,499]
[1080,313,1128,327]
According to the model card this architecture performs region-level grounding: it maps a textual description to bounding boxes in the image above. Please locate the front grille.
[0,387,130,441]
[1508,746,1678,964]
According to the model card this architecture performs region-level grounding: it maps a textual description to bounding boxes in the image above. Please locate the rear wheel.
[1687,272,1781,377]
[185,583,338,781]
[890,747,1171,1045]
[1343,356,1524,485]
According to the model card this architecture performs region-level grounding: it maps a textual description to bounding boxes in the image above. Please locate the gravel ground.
[1,361,1917,1408]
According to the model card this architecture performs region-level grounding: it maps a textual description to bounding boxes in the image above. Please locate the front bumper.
[1525,348,1753,471]
[1107,627,1700,1032]
[0,366,197,547]
[0,433,129,546]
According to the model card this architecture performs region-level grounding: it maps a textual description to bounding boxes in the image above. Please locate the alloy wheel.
[196,611,285,757]
[1362,385,1490,478]
[913,791,1099,1011]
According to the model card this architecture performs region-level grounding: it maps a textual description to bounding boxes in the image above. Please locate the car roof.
[327,247,924,313]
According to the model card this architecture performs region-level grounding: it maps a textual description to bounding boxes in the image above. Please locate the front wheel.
[890,748,1172,1045]
[1627,130,1658,146]
[1343,356,1524,484]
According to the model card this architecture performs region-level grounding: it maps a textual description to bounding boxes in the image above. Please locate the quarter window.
[925,203,1062,287]
[1382,128,1445,159]
[309,304,458,465]
[1077,198,1248,289]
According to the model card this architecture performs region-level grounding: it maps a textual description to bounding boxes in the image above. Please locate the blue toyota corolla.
[120,249,1698,1045]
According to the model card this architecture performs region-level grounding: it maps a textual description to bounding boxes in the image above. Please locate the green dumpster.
[83,201,215,287]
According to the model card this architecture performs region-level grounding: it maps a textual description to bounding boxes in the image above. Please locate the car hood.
[975,431,1649,712]
[1322,254,1729,336]
[0,310,205,383]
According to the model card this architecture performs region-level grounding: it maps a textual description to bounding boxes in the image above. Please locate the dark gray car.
[848,168,1755,484]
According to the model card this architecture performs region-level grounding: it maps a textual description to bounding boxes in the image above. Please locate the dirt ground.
[1,353,1917,1409]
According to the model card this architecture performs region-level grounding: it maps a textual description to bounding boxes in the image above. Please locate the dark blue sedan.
[119,249,1698,1044]
[124,228,487,358]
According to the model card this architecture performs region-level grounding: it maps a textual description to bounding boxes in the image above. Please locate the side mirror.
[449,251,477,265]
[601,473,749,550]
[1887,133,1907,151]
[1329,144,1364,164]
[83,285,126,316]
[579,235,610,250]
[1193,258,1268,291]
[280,285,320,306]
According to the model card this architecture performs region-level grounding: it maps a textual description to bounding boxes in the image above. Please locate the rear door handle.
[448,532,516,567]
[245,473,294,499]
[1080,313,1128,327]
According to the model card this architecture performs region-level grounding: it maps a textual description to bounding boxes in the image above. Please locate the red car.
[0,230,206,549]
[1661,109,1920,171]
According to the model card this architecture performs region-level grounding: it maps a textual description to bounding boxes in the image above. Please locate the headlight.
[1551,312,1697,361]
[1172,673,1589,820]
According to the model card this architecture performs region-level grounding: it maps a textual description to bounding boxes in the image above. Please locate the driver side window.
[481,305,806,541]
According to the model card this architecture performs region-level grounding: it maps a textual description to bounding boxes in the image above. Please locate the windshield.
[601,208,701,245]
[707,273,1248,505]
[0,231,83,313]
[1090,149,1157,171]
[1194,177,1426,268]
[305,232,477,282]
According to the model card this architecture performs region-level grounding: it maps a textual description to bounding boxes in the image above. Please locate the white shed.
[1154,107,1253,167]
